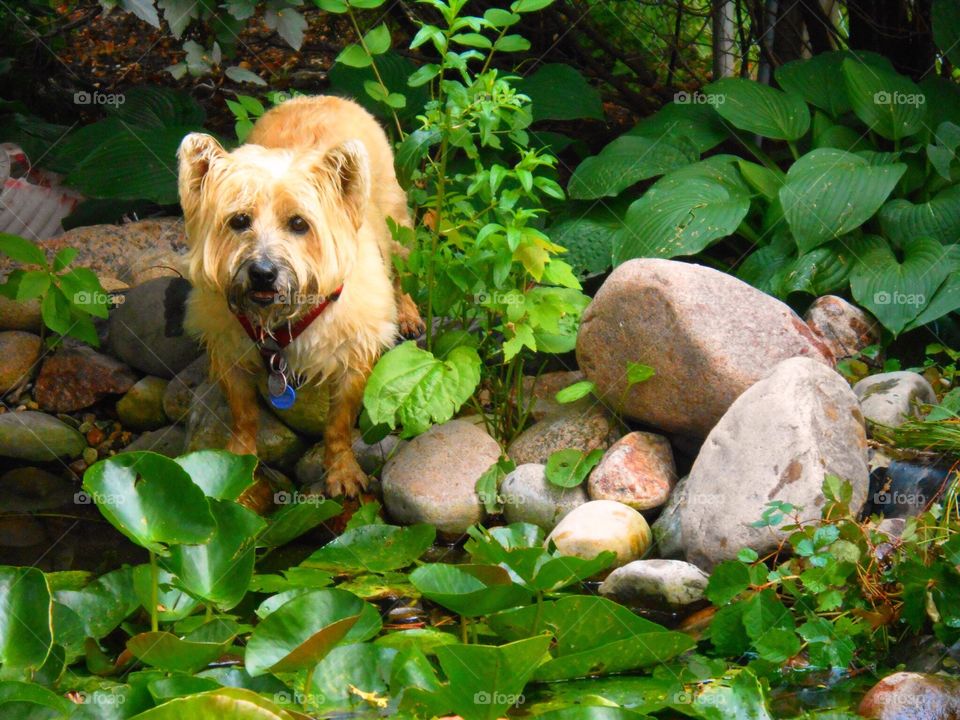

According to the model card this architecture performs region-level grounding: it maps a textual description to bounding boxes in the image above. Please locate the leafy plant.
[558,48,960,338]
[0,233,109,346]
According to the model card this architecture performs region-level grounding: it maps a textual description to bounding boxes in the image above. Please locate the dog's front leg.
[323,369,368,498]
[210,355,259,456]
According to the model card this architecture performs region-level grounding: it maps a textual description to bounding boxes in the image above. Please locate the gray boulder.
[0,411,86,461]
[854,371,937,428]
[500,463,588,530]
[599,559,709,609]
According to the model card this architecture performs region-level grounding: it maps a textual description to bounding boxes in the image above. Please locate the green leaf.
[850,235,953,336]
[40,286,72,337]
[224,66,266,85]
[363,24,391,54]
[133,566,200,623]
[779,148,905,253]
[0,233,46,267]
[613,157,751,263]
[315,0,349,11]
[842,59,927,141]
[256,499,342,548]
[124,687,296,719]
[555,380,595,404]
[628,101,727,154]
[879,184,960,245]
[395,127,440,187]
[363,342,481,437]
[516,63,603,122]
[626,362,655,386]
[52,247,77,272]
[0,681,73,717]
[451,32,492,49]
[302,523,435,573]
[163,500,265,610]
[705,77,810,140]
[305,643,399,715]
[0,567,53,673]
[694,669,774,720]
[127,620,237,672]
[484,8,521,27]
[264,6,306,49]
[244,589,363,676]
[82,452,216,554]
[55,567,137,641]
[494,34,531,52]
[512,0,555,11]
[905,270,960,331]
[335,43,372,68]
[775,50,892,118]
[174,450,257,501]
[15,270,50,302]
[545,448,604,488]
[568,135,698,200]
[705,561,751,605]
[410,563,534,616]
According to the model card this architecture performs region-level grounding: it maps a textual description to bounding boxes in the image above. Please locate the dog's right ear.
[177,133,226,215]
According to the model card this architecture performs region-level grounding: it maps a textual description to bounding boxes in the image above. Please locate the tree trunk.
[712,0,737,79]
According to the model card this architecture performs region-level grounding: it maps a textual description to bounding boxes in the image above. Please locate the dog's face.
[177,133,370,327]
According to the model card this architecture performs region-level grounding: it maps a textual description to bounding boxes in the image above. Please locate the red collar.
[235,285,342,349]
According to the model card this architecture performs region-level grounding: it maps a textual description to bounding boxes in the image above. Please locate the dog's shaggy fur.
[177,95,421,497]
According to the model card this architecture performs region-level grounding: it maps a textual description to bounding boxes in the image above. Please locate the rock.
[121,425,186,457]
[116,376,169,431]
[0,411,86,461]
[108,277,202,378]
[522,370,591,421]
[677,357,869,571]
[35,345,138,412]
[858,672,960,720]
[0,296,41,331]
[874,517,906,539]
[588,431,677,510]
[0,516,46,547]
[576,259,834,438]
[295,432,406,484]
[162,355,208,423]
[599,559,709,609]
[650,475,690,560]
[184,381,305,469]
[0,218,187,289]
[866,460,952,518]
[507,404,620,465]
[804,295,881,359]
[0,331,42,394]
[546,500,652,567]
[854,371,937,428]
[500,463,588,530]
[259,377,330,436]
[382,419,500,535]
[0,467,74,511]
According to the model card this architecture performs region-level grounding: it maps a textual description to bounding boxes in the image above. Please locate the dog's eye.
[228,213,251,231]
[288,216,309,234]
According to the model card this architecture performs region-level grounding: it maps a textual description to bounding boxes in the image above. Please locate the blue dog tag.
[270,385,296,410]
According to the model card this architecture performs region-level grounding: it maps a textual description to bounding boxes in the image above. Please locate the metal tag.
[270,385,296,410]
[267,371,288,397]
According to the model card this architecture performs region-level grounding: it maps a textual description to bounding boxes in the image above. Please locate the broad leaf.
[126,687,296,719]
[0,567,52,673]
[705,77,810,140]
[776,50,892,118]
[410,563,534,617]
[174,450,257,501]
[302,523,435,573]
[127,620,238,673]
[568,135,698,200]
[627,100,727,153]
[934,0,960,66]
[850,235,954,335]
[363,342,481,437]
[779,148,905,253]
[842,59,927,141]
[517,63,603,122]
[879,184,960,245]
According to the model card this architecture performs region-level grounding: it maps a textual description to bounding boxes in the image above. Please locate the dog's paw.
[397,292,426,340]
[325,456,368,499]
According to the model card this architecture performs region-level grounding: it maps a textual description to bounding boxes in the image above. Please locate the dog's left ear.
[319,140,370,229]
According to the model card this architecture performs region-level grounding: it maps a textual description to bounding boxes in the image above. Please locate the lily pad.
[301,523,435,573]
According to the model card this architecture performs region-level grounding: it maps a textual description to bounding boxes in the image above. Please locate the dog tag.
[267,370,288,397]
[270,384,296,410]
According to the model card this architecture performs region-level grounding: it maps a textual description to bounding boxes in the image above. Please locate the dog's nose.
[248,260,278,289]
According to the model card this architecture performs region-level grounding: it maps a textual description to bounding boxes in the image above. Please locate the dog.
[177,95,423,497]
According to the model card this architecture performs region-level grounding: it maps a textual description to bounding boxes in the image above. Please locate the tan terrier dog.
[177,96,422,497]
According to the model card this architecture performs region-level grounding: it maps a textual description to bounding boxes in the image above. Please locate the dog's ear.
[319,140,370,229]
[178,133,226,215]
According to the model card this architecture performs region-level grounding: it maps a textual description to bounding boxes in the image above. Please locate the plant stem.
[425,128,450,352]
[149,551,159,632]
[460,614,469,643]
[532,591,544,634]
[347,8,404,139]
[303,665,316,711]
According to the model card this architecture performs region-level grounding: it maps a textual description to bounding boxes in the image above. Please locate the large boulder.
[108,277,202,378]
[599,559,709,610]
[675,357,869,570]
[0,411,86,461]
[576,259,834,437]
[546,500,652,568]
[381,419,500,535]
[859,672,960,720]
[35,345,138,412]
